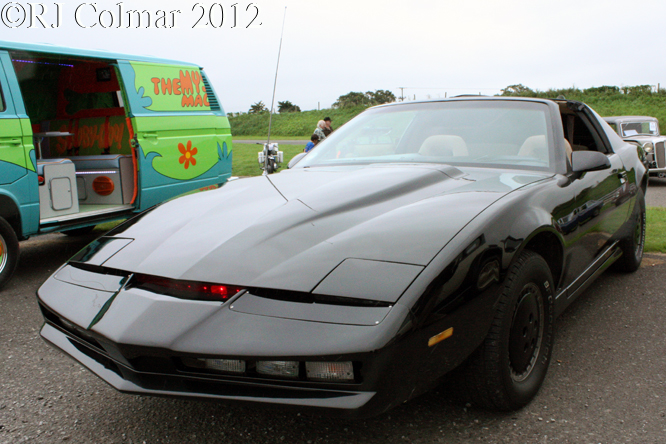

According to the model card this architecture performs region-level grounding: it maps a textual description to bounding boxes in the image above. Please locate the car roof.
[0,40,197,66]
[370,95,561,110]
[603,116,658,122]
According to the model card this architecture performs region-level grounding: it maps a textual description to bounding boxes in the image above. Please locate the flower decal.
[178,141,198,169]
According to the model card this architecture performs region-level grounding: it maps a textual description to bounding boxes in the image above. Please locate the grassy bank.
[229,106,366,137]
[229,88,666,138]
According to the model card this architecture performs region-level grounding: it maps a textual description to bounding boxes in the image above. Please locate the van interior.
[10,51,136,225]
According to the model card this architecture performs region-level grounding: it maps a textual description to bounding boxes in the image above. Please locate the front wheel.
[0,217,19,291]
[458,250,554,410]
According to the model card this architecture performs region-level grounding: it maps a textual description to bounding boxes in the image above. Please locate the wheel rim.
[509,282,544,382]
[634,211,645,259]
[0,233,7,275]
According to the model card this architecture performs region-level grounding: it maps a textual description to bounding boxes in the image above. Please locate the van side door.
[116,61,233,211]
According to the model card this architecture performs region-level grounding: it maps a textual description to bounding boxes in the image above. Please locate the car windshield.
[297,100,553,171]
[621,121,659,137]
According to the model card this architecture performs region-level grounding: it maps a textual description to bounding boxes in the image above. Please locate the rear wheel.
[614,190,645,273]
[0,217,19,290]
[458,250,554,410]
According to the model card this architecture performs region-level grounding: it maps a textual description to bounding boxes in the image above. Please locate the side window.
[562,112,610,154]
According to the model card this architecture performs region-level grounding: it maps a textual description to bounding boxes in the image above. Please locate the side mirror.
[571,151,611,172]
[288,152,307,169]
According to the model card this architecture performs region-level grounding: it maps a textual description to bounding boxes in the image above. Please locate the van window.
[0,83,5,112]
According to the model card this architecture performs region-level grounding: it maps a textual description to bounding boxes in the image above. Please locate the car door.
[561,106,630,292]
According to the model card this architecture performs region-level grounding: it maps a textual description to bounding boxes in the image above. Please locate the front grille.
[656,142,665,168]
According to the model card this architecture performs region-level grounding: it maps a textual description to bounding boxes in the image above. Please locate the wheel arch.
[512,228,564,291]
[0,193,22,239]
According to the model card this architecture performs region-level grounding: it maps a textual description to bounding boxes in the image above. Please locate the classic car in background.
[38,97,647,418]
[604,116,666,177]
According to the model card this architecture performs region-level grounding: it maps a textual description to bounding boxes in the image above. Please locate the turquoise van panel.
[0,40,194,68]
[136,141,232,210]
[0,172,40,236]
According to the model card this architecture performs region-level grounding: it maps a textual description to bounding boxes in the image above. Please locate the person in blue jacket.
[305,134,319,153]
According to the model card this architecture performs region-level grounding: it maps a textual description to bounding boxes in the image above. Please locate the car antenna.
[261,6,287,176]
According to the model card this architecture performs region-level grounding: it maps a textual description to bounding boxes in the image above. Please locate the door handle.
[142,132,158,139]
[0,138,22,145]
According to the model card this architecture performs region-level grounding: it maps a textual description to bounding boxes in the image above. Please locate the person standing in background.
[314,120,327,141]
[323,117,333,137]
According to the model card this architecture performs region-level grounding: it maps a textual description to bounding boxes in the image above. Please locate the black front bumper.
[41,322,376,415]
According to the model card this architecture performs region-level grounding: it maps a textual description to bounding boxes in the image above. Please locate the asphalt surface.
[646,176,666,207]
[2,181,666,444]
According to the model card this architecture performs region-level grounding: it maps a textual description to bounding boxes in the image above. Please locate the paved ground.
[646,176,666,207]
[1,180,666,444]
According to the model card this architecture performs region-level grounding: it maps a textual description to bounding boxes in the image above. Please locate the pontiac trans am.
[37,97,647,418]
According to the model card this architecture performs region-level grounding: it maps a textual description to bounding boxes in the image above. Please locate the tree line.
[246,89,397,114]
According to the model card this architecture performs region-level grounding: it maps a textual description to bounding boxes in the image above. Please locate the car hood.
[100,164,550,294]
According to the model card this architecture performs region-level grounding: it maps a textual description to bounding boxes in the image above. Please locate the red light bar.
[131,274,243,301]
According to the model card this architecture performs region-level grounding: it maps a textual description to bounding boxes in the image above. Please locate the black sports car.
[37,97,647,418]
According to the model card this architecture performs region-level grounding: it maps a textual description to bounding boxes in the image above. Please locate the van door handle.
[0,138,22,145]
[142,132,158,139]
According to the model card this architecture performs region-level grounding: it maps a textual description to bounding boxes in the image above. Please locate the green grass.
[231,144,306,176]
[646,207,666,253]
[229,106,366,137]
[229,88,666,138]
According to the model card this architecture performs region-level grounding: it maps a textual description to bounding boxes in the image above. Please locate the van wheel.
[458,250,554,410]
[0,217,19,290]
[62,226,96,236]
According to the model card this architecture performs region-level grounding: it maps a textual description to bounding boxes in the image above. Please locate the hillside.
[228,106,366,137]
[228,87,666,137]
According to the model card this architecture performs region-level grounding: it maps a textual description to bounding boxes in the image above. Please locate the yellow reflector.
[428,327,454,347]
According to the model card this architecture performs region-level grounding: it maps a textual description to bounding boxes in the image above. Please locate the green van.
[0,40,233,289]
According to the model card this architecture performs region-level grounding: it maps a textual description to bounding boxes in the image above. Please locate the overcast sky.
[4,0,666,113]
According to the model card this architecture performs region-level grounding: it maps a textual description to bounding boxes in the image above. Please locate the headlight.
[643,142,654,153]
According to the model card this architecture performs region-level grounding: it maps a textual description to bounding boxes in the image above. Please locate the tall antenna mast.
[266,6,287,145]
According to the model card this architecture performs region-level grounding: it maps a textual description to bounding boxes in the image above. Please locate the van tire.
[0,217,19,291]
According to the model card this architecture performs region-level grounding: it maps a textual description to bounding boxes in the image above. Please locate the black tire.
[62,225,96,236]
[459,250,554,411]
[613,191,646,273]
[266,160,275,174]
[0,217,20,291]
